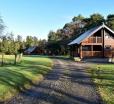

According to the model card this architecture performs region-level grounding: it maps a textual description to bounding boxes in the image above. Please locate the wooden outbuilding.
[24,46,45,55]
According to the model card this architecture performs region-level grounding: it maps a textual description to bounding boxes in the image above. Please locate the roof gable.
[68,24,114,45]
[24,46,36,54]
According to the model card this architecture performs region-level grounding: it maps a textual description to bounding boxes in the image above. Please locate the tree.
[13,41,20,65]
[0,36,8,66]
[72,14,84,22]
[1,36,9,53]
[16,35,24,53]
[7,32,15,54]
[82,13,104,30]
[33,36,39,46]
[25,36,34,48]
[48,31,58,41]
[89,13,104,27]
[0,16,5,66]
[39,39,46,47]
[17,35,22,42]
[5,33,19,64]
[107,14,114,30]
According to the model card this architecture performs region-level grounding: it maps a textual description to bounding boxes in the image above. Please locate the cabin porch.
[70,45,114,58]
[80,45,103,58]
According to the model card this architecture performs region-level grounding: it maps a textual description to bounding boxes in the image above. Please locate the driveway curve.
[7,59,103,104]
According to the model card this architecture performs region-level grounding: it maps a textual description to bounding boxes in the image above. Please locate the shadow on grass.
[0,67,51,90]
[0,56,52,101]
[0,69,32,91]
[86,65,114,87]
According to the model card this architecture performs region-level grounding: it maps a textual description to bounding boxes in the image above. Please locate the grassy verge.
[88,64,114,104]
[0,56,53,102]
[48,55,70,60]
[0,55,15,64]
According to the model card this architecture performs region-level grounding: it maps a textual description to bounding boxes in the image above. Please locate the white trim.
[104,25,114,34]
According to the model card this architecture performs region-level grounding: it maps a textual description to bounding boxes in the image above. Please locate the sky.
[0,0,114,40]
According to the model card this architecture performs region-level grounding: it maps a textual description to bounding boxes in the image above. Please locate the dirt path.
[7,59,102,104]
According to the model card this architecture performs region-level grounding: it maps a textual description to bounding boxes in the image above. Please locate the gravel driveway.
[6,59,103,104]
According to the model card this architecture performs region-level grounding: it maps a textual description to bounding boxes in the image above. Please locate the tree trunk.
[1,53,4,66]
[14,54,17,65]
[18,53,23,62]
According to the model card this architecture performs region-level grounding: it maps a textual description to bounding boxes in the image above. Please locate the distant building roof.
[24,46,36,54]
[68,23,114,45]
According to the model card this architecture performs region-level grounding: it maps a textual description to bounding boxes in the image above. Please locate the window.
[82,45,91,51]
[93,45,102,51]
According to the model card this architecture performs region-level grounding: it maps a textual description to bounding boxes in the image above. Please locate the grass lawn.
[88,64,114,104]
[0,55,53,102]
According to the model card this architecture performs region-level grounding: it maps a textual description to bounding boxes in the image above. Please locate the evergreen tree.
[107,14,114,30]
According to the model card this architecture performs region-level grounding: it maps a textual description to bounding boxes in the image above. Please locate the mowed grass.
[0,55,15,63]
[88,64,114,104]
[0,55,53,102]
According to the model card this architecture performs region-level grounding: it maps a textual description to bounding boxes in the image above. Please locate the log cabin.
[68,23,114,59]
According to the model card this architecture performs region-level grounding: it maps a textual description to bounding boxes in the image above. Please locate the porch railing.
[84,37,102,43]
[82,51,102,57]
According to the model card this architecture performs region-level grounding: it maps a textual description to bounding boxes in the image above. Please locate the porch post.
[71,45,73,57]
[91,45,93,57]
[101,28,105,57]
[78,46,80,57]
[70,46,72,57]
[80,45,83,59]
[71,45,74,57]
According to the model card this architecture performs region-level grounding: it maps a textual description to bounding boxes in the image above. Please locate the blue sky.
[0,0,114,39]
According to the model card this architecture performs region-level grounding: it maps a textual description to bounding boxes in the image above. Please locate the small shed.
[24,46,44,55]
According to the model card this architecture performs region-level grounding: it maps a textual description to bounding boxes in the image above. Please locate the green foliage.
[89,13,104,27]
[33,36,39,46]
[90,13,104,23]
[26,36,34,48]
[72,14,84,22]
[39,39,46,47]
[48,31,58,41]
[7,33,15,54]
[46,41,61,55]
[25,36,43,48]
[0,36,8,53]
[107,14,114,30]
[17,35,22,42]
[0,33,19,55]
